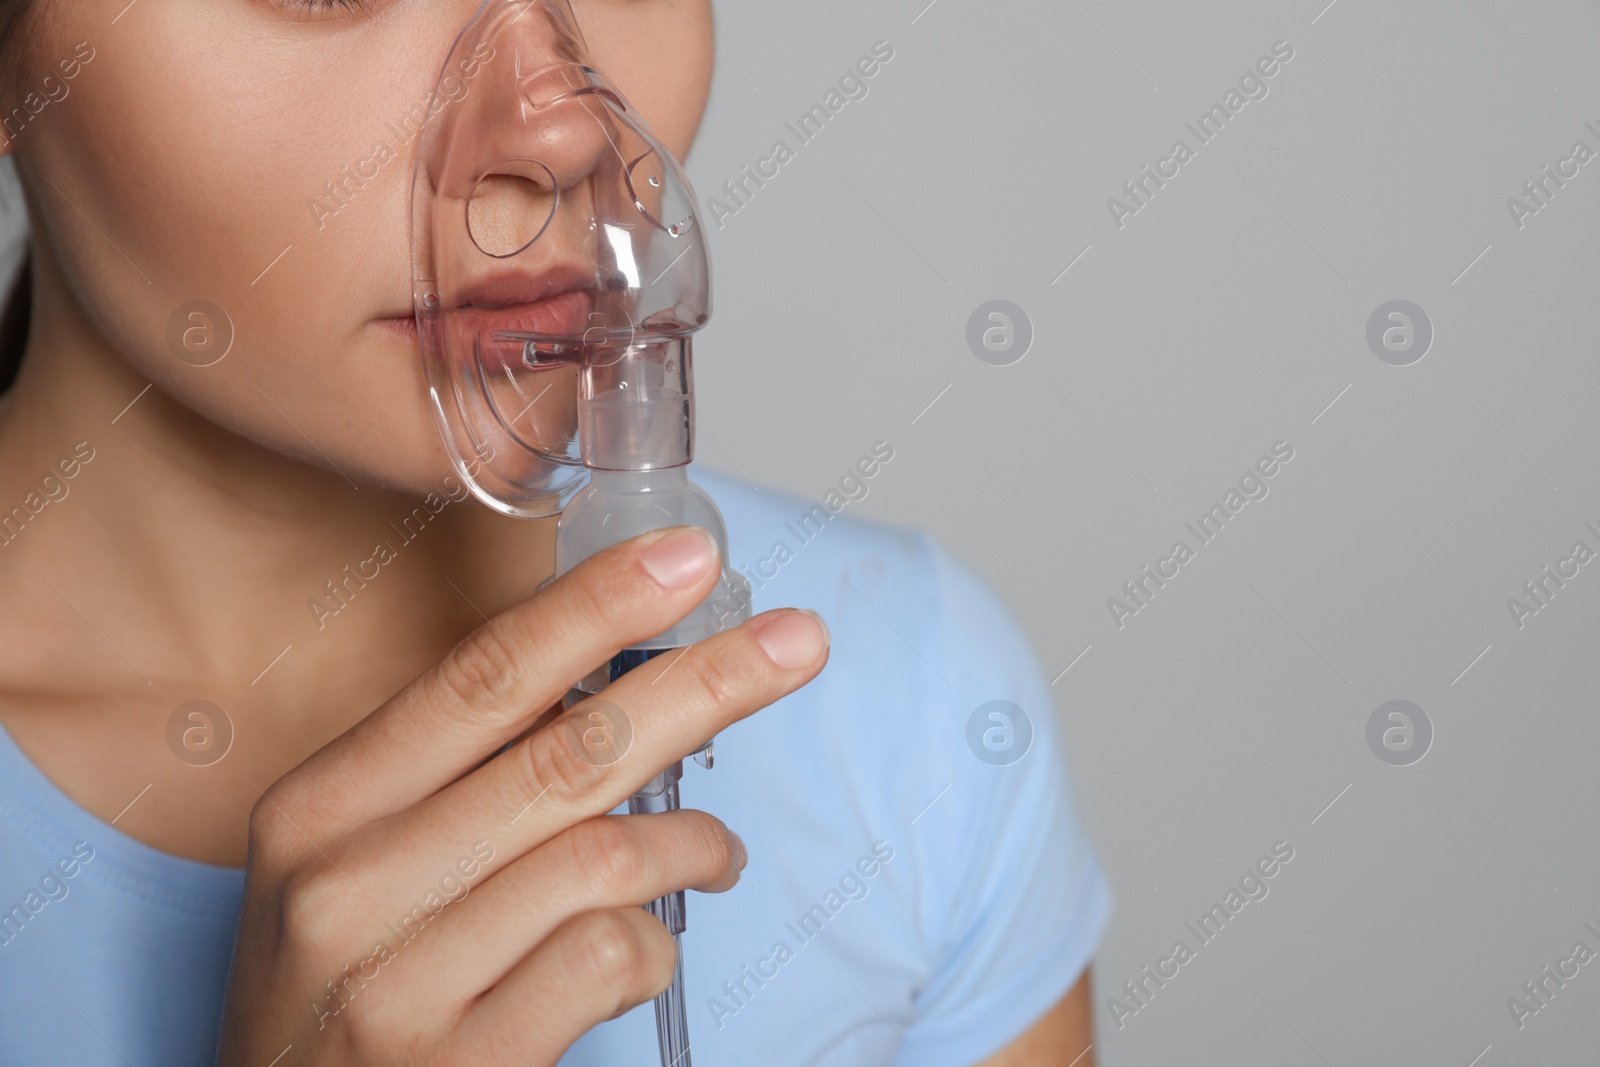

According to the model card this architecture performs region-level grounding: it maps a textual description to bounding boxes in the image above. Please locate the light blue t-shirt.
[0,466,1110,1067]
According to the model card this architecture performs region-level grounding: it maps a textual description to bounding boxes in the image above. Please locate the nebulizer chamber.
[410,3,749,1063]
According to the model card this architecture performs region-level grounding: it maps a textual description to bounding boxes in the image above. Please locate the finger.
[397,810,744,1000]
[446,906,679,1064]
[287,526,724,826]
[399,606,826,881]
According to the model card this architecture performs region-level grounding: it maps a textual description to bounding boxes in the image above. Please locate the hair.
[0,0,37,394]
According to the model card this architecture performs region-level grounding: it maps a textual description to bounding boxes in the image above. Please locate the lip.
[374,263,598,371]
[455,263,596,311]
[454,287,594,358]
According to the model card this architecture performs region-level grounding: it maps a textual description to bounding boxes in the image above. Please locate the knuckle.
[279,867,354,953]
[573,909,661,991]
[563,565,618,631]
[681,648,744,716]
[437,624,526,720]
[521,711,609,802]
[247,781,310,864]
[246,793,282,853]
[569,817,648,892]
[340,987,407,1051]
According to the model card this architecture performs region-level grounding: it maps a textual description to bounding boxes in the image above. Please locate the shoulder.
[695,461,1068,852]
[643,470,1107,1062]
[688,466,1109,1065]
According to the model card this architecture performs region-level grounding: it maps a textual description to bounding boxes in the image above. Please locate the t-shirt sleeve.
[895,536,1112,1067]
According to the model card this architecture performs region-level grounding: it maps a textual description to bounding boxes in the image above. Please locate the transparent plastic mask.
[411,0,710,517]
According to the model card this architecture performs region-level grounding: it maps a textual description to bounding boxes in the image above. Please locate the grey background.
[684,0,1600,1064]
[5,1,1599,1062]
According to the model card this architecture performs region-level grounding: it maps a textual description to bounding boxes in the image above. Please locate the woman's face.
[5,0,713,493]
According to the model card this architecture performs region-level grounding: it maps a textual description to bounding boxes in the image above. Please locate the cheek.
[19,8,472,491]
[578,0,713,159]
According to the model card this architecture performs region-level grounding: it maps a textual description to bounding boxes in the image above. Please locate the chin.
[300,324,466,496]
[254,381,463,501]
[332,409,471,499]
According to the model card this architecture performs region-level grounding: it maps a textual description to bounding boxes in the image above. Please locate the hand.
[215,526,829,1065]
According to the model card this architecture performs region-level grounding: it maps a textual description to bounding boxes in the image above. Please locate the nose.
[426,4,616,262]
[461,69,624,260]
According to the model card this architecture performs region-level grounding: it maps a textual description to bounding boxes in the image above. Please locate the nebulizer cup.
[410,3,750,1063]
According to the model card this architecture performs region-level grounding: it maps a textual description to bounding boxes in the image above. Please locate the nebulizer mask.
[410,2,750,1062]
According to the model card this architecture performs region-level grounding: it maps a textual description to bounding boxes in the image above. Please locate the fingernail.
[755,609,828,670]
[729,831,748,870]
[641,527,718,589]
